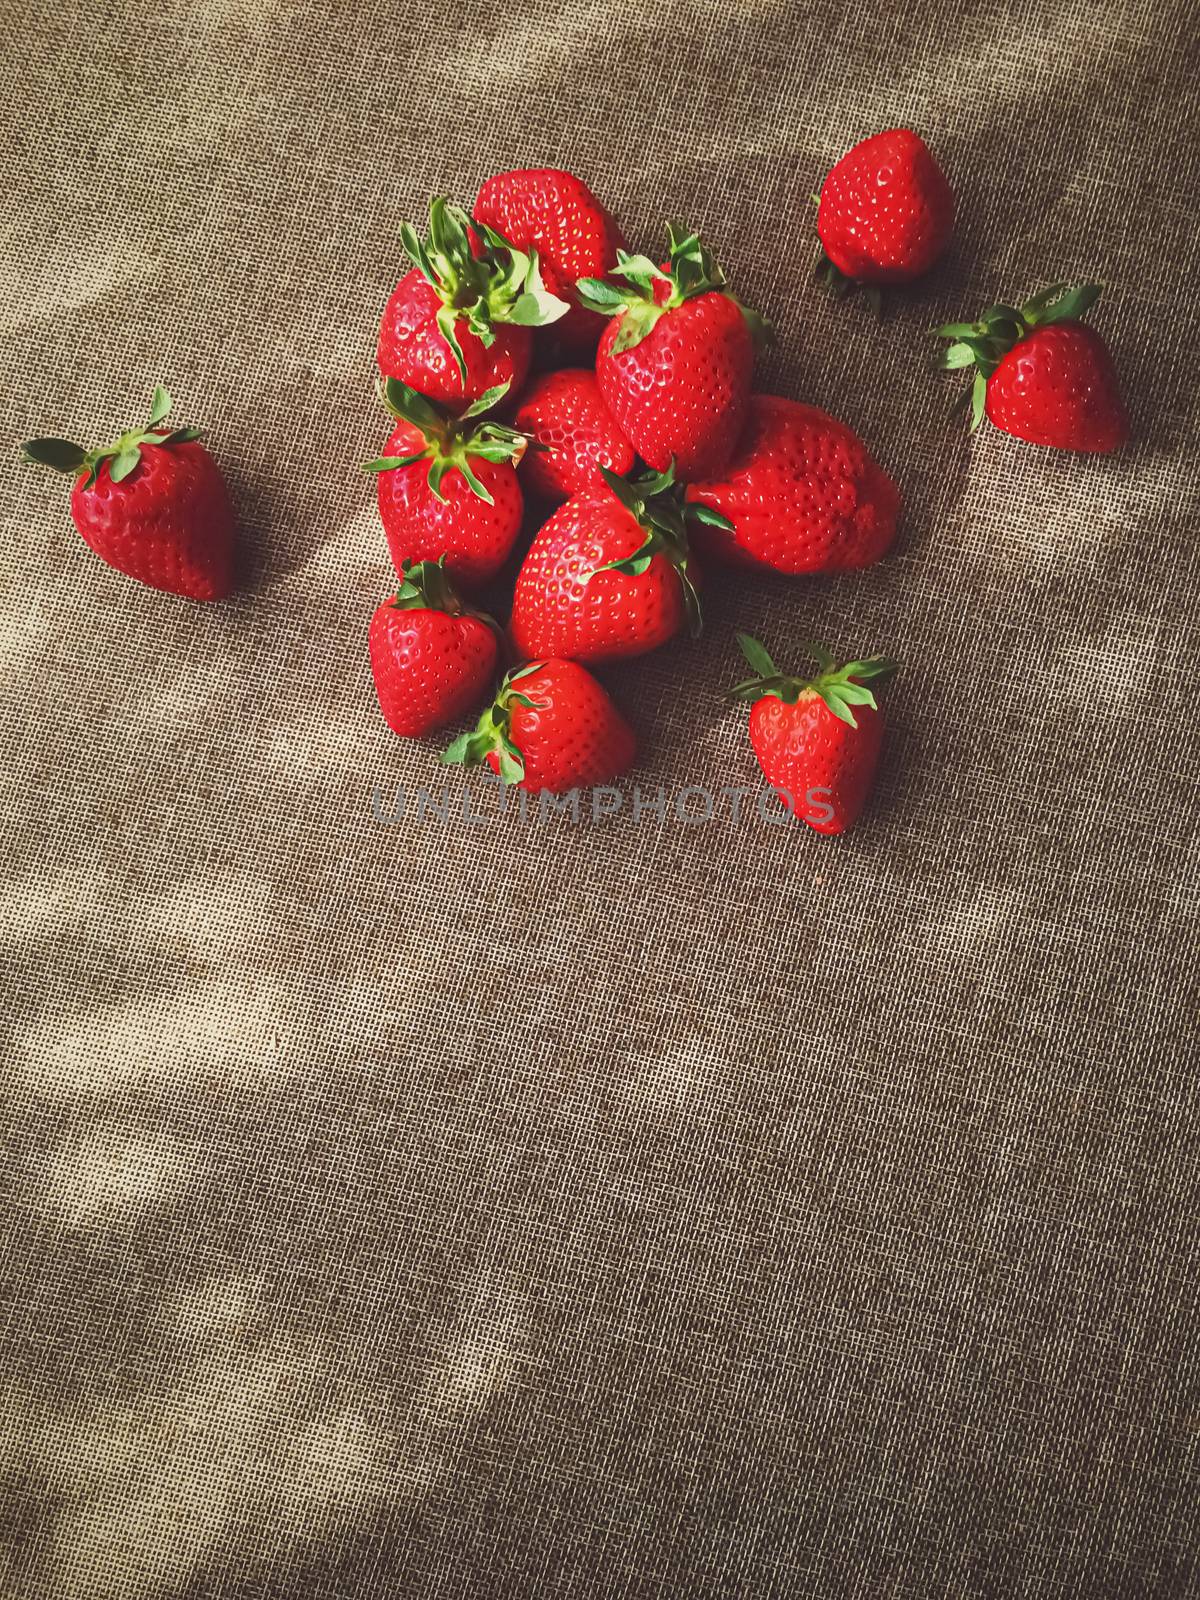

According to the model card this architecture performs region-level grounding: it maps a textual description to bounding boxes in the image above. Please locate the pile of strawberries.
[365,164,912,831]
[22,132,1130,835]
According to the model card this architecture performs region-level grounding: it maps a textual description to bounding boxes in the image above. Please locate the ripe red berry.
[937,282,1128,452]
[377,197,568,411]
[21,385,235,600]
[365,378,529,588]
[511,464,720,663]
[578,224,765,481]
[369,559,498,738]
[443,658,636,795]
[732,636,898,834]
[816,128,954,290]
[474,168,626,356]
[513,368,635,502]
[687,395,899,573]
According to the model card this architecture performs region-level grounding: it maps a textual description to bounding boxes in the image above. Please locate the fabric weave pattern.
[1,1,1198,1596]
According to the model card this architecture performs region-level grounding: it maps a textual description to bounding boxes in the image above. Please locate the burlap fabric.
[3,0,1198,1595]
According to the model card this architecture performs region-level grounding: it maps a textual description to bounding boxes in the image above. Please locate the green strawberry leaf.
[610,251,669,287]
[831,682,879,708]
[820,693,861,729]
[939,341,977,370]
[363,453,426,473]
[426,455,452,505]
[1019,281,1069,321]
[427,196,475,282]
[736,632,778,677]
[597,551,655,578]
[1031,282,1102,327]
[109,445,141,483]
[970,371,988,433]
[978,303,1022,324]
[497,742,525,784]
[460,382,511,419]
[441,730,478,764]
[457,458,494,505]
[609,299,664,354]
[147,385,172,426]
[506,251,570,327]
[20,437,89,473]
[434,303,469,384]
[400,220,438,285]
[686,501,734,530]
[382,377,447,435]
[839,656,898,682]
[575,277,634,313]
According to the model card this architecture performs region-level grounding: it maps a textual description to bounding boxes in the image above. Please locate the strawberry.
[364,378,530,588]
[577,224,765,481]
[21,385,234,599]
[816,128,954,296]
[513,368,636,502]
[937,283,1128,452]
[369,558,498,737]
[443,659,636,794]
[474,168,626,356]
[377,198,568,410]
[686,395,900,574]
[510,464,729,663]
[731,636,897,835]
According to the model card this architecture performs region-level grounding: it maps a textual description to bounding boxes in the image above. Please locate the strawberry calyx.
[577,222,770,353]
[593,461,732,638]
[387,556,499,633]
[935,282,1103,431]
[20,385,204,490]
[441,662,545,783]
[813,249,884,316]
[364,376,535,505]
[401,198,569,382]
[731,634,898,728]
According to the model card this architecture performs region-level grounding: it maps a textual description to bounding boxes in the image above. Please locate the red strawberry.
[513,368,635,502]
[369,558,498,737]
[732,636,897,835]
[21,385,234,599]
[938,283,1128,452]
[365,378,530,588]
[443,659,636,794]
[474,168,626,356]
[511,464,726,663]
[578,225,765,481]
[816,128,954,294]
[377,198,568,410]
[686,395,900,574]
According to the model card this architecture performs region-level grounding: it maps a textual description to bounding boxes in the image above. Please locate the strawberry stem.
[400,198,569,380]
[364,377,532,505]
[441,662,546,783]
[20,386,204,489]
[591,461,732,638]
[731,636,898,728]
[577,222,768,353]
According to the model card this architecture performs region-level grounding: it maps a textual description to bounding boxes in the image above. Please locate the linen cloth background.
[2,0,1198,1595]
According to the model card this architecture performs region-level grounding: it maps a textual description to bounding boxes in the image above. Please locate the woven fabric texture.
[2,0,1198,1595]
